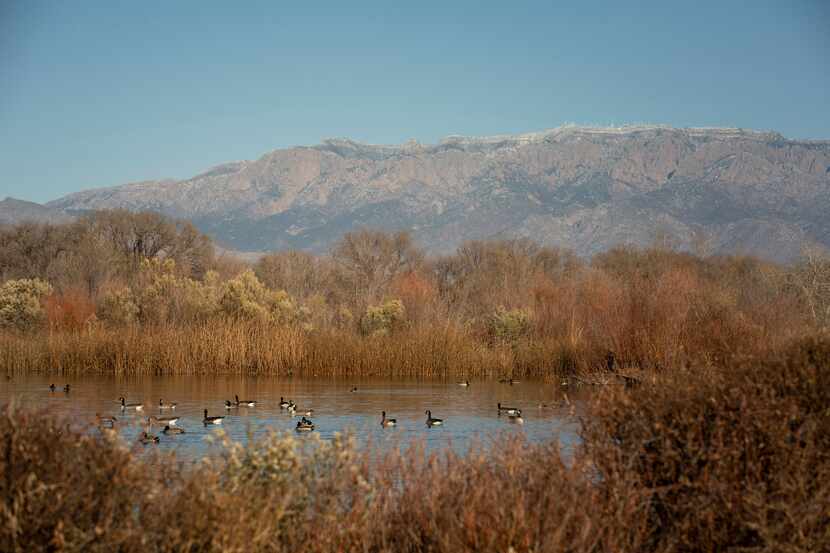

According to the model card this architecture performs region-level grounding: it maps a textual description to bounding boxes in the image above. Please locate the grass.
[2,335,828,552]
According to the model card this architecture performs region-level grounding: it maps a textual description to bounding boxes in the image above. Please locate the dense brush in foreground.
[2,337,828,552]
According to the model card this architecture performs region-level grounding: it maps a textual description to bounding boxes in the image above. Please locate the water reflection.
[1,375,583,461]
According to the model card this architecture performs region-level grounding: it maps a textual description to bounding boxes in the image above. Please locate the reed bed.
[0,322,517,378]
[2,335,828,552]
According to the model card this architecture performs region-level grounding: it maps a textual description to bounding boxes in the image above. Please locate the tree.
[330,229,423,303]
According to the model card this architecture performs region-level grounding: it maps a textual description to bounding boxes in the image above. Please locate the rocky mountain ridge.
[20,124,830,260]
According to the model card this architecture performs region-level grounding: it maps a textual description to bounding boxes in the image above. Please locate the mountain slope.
[48,125,830,260]
[0,197,74,226]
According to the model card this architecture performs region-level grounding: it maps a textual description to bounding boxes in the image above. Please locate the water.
[1,375,583,461]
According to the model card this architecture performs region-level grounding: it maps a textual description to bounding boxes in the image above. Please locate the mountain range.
[5,124,830,261]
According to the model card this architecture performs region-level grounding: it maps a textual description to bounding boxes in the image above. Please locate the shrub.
[96,286,139,326]
[360,299,406,336]
[0,278,52,331]
[488,307,531,343]
[219,269,299,324]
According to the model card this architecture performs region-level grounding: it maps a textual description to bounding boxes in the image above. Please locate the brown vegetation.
[2,211,829,376]
[2,336,828,552]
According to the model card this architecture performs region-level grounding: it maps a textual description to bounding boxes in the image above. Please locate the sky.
[1,0,828,203]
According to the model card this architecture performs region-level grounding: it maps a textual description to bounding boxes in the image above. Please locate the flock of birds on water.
[46,379,571,446]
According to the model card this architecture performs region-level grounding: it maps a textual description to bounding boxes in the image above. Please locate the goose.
[158,399,177,410]
[507,411,524,424]
[235,395,257,407]
[148,415,180,426]
[225,400,239,410]
[202,409,224,425]
[381,411,397,427]
[138,431,159,445]
[96,413,117,427]
[162,425,185,435]
[120,397,143,411]
[457,380,470,387]
[279,397,290,409]
[49,384,56,392]
[295,417,315,432]
[425,410,443,427]
[497,403,520,416]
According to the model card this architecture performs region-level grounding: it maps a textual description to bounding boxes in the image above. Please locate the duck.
[279,397,290,409]
[120,397,143,411]
[96,413,118,427]
[63,384,71,393]
[350,387,358,393]
[457,380,470,387]
[225,400,239,410]
[138,431,159,445]
[295,417,315,432]
[287,401,297,414]
[381,411,397,427]
[49,383,56,392]
[497,403,520,416]
[235,395,257,407]
[202,409,224,425]
[507,411,524,424]
[301,409,314,417]
[148,415,180,426]
[162,425,185,435]
[158,399,177,410]
[425,410,443,427]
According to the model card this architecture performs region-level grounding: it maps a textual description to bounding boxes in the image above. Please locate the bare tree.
[330,229,423,303]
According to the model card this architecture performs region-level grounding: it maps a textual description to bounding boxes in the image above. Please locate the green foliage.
[136,258,219,324]
[96,286,139,326]
[360,298,406,336]
[0,278,52,331]
[219,269,299,324]
[488,307,531,343]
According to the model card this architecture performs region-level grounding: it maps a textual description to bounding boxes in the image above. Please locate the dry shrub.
[44,288,96,332]
[581,335,830,552]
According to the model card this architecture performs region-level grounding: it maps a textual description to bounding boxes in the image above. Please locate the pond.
[1,375,583,461]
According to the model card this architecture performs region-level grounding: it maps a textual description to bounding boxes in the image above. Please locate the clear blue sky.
[1,0,828,203]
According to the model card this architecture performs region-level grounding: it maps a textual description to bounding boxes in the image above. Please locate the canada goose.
[425,410,443,427]
[158,399,177,410]
[148,416,180,426]
[381,411,397,427]
[202,409,224,425]
[295,417,314,432]
[507,411,524,424]
[235,395,257,407]
[63,384,71,393]
[49,384,56,392]
[457,380,470,387]
[120,397,143,411]
[162,425,185,435]
[96,413,117,427]
[279,397,290,409]
[497,403,520,416]
[225,400,238,410]
[138,431,159,445]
